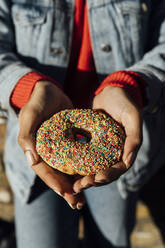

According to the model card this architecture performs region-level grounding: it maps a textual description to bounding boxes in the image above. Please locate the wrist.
[10,72,62,110]
[100,86,141,109]
[34,80,59,91]
[95,71,146,109]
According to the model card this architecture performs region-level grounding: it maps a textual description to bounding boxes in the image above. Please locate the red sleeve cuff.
[10,72,62,109]
[95,71,147,109]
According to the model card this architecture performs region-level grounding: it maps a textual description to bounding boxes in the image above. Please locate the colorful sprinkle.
[36,109,125,175]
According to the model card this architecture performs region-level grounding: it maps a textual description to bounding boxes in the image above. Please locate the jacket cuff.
[95,71,146,109]
[10,72,62,109]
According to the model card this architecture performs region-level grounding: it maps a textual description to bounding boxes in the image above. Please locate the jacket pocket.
[11,2,52,61]
[116,0,150,64]
[12,4,46,25]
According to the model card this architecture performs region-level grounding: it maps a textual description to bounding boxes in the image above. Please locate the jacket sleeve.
[117,1,165,198]
[128,0,165,113]
[0,1,35,114]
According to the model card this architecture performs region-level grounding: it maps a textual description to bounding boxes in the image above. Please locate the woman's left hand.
[73,86,142,193]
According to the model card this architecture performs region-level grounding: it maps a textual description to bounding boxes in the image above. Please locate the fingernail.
[73,192,78,196]
[73,189,81,194]
[54,190,63,197]
[95,179,106,184]
[25,151,36,166]
[68,203,76,210]
[124,152,136,169]
[76,203,83,210]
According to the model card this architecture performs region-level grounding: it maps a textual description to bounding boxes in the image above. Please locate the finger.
[32,160,85,209]
[121,106,142,168]
[19,104,44,135]
[76,192,86,210]
[95,162,127,184]
[73,175,95,193]
[123,136,141,169]
[18,106,43,164]
[66,191,85,210]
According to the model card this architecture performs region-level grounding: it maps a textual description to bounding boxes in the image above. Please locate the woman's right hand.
[18,80,85,210]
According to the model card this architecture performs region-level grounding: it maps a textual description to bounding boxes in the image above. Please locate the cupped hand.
[73,86,142,193]
[18,81,85,209]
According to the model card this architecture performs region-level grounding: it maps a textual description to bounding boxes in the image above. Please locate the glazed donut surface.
[36,109,125,175]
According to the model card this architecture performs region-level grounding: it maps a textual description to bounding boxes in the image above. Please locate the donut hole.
[65,127,92,144]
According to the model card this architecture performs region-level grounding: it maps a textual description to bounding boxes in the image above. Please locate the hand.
[73,86,142,193]
[18,81,85,209]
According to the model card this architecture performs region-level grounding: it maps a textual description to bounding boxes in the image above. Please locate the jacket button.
[101,44,111,52]
[50,48,64,55]
[151,106,159,113]
[141,3,148,12]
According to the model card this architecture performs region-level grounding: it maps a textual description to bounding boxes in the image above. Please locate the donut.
[36,109,125,176]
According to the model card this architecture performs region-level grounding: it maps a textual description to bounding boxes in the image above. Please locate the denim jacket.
[0,0,165,203]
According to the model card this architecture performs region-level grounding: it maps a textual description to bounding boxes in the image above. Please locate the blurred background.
[0,117,16,248]
[0,115,165,248]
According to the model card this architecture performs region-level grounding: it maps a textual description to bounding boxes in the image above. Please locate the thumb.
[18,107,40,166]
[122,135,141,169]
[121,106,142,169]
[18,136,39,167]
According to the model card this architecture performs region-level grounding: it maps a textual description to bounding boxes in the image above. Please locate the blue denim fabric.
[0,0,165,202]
[14,179,80,248]
[14,180,137,248]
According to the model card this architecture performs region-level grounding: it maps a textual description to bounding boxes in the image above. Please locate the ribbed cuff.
[95,71,146,109]
[10,72,62,109]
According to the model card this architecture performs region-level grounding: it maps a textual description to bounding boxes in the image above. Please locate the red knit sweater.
[10,0,145,109]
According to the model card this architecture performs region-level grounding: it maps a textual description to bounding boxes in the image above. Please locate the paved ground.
[131,202,165,248]
[0,122,165,248]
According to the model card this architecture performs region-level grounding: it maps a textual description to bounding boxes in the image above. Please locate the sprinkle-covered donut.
[36,109,125,176]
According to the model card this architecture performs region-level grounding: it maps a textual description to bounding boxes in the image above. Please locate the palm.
[18,81,85,209]
[73,86,142,193]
